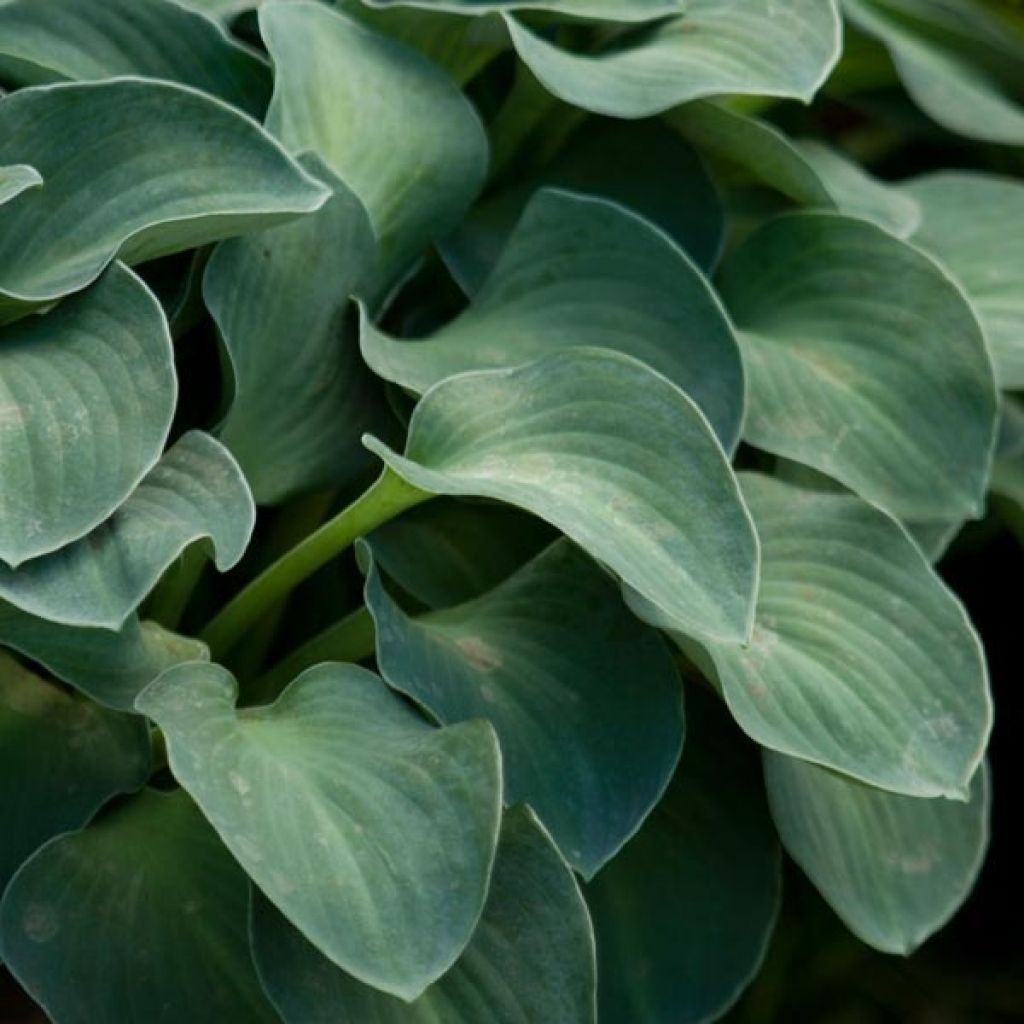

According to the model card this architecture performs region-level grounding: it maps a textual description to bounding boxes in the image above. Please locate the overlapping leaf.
[137,662,502,1000]
[0,165,41,206]
[365,0,683,20]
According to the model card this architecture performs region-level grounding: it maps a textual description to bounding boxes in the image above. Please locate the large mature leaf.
[365,348,759,645]
[585,687,780,1024]
[506,0,842,118]
[844,0,1024,145]
[0,788,279,1023]
[906,171,1024,389]
[0,264,175,566]
[137,662,502,1000]
[363,189,744,449]
[262,1,488,290]
[366,539,684,877]
[205,155,388,504]
[252,806,597,1023]
[765,753,990,954]
[0,652,150,893]
[0,433,254,630]
[698,474,989,798]
[718,211,997,523]
[0,0,271,116]
[0,165,41,206]
[0,78,328,322]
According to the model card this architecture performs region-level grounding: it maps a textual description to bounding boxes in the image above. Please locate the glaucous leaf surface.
[0,433,254,630]
[205,155,388,504]
[992,399,1024,521]
[506,0,842,117]
[906,171,1024,388]
[0,78,328,321]
[718,211,997,523]
[586,687,780,1024]
[765,753,990,954]
[0,264,175,566]
[363,189,744,449]
[252,806,597,1023]
[262,1,488,291]
[844,0,1024,144]
[0,788,279,1023]
[0,652,150,892]
[365,539,684,877]
[0,165,41,206]
[0,0,271,116]
[364,0,683,21]
[702,474,990,798]
[365,348,759,645]
[137,662,502,1000]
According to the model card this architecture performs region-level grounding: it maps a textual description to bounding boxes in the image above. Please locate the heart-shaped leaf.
[366,539,684,877]
[0,0,271,116]
[0,652,150,893]
[0,432,254,630]
[718,211,997,523]
[363,189,744,450]
[252,805,597,1023]
[506,0,842,117]
[0,264,175,566]
[205,154,389,504]
[765,753,990,954]
[906,171,1024,389]
[0,78,328,322]
[136,662,503,1000]
[262,1,488,291]
[585,687,780,1024]
[0,165,41,206]
[0,788,279,1022]
[365,348,759,645]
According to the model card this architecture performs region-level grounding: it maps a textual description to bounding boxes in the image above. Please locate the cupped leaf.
[136,662,502,1000]
[700,474,990,798]
[262,1,488,290]
[585,686,780,1024]
[252,805,597,1023]
[205,154,388,504]
[0,264,175,566]
[0,652,150,893]
[906,171,1024,389]
[366,539,684,877]
[363,189,744,450]
[0,78,328,321]
[765,753,990,954]
[365,348,759,645]
[506,0,842,118]
[718,211,997,523]
[0,788,279,1022]
[844,0,1024,145]
[0,0,271,116]
[0,432,254,631]
[0,165,41,206]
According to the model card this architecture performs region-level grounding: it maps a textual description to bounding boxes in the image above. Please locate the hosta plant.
[0,0,1020,1020]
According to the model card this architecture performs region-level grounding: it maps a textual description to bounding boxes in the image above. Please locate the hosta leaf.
[252,806,597,1023]
[765,753,990,954]
[205,155,387,504]
[0,788,279,1022]
[0,433,254,631]
[0,0,271,116]
[0,264,175,566]
[136,662,502,1000]
[262,1,488,290]
[585,687,780,1024]
[363,189,744,449]
[365,0,683,21]
[992,399,1024,518]
[365,348,759,645]
[844,0,1024,145]
[701,474,990,798]
[0,165,41,206]
[365,539,684,876]
[906,172,1024,389]
[0,652,150,893]
[718,211,997,523]
[506,0,842,118]
[0,78,328,322]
